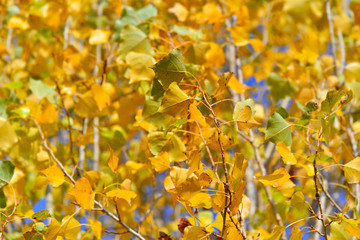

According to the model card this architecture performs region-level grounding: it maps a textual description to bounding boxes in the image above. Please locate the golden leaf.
[41,165,65,187]
[169,3,188,22]
[276,142,297,165]
[257,168,290,187]
[149,151,170,173]
[89,29,111,45]
[107,146,119,173]
[68,177,95,210]
[91,83,111,110]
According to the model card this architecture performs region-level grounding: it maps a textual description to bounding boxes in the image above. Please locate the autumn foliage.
[1,0,360,240]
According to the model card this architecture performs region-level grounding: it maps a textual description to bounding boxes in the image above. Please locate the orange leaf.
[68,178,95,210]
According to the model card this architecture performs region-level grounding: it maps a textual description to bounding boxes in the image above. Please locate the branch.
[32,119,145,240]
[197,85,232,237]
[326,0,338,77]
[312,129,328,240]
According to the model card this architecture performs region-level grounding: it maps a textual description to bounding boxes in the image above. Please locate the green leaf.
[233,99,256,119]
[321,118,330,143]
[0,189,6,208]
[305,101,318,112]
[32,210,51,221]
[35,222,48,234]
[0,161,15,188]
[265,112,292,146]
[99,127,126,149]
[266,73,298,102]
[275,107,289,119]
[118,25,154,57]
[319,90,352,115]
[151,78,165,100]
[29,79,56,99]
[152,48,186,89]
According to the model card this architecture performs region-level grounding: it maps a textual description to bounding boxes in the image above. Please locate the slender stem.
[32,119,145,240]
[312,129,328,239]
[198,85,231,236]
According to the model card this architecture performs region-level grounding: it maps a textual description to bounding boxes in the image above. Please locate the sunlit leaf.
[41,164,65,187]
[344,157,360,184]
[68,177,95,210]
[276,142,297,165]
[257,168,290,187]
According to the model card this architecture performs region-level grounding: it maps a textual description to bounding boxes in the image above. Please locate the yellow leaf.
[198,172,212,188]
[204,42,225,67]
[227,26,249,46]
[106,189,137,204]
[107,147,119,173]
[188,102,207,127]
[187,192,211,208]
[230,153,248,191]
[134,109,157,132]
[89,219,102,240]
[158,82,191,117]
[0,118,18,152]
[36,149,50,162]
[7,16,29,30]
[68,178,95,210]
[169,3,188,22]
[276,142,297,165]
[91,83,111,110]
[207,132,234,152]
[28,99,58,124]
[227,222,244,240]
[214,72,234,99]
[41,165,65,187]
[264,226,286,240]
[277,179,296,198]
[44,218,60,240]
[212,183,225,212]
[343,218,360,237]
[234,106,260,133]
[229,182,246,215]
[126,52,156,83]
[184,226,208,240]
[188,150,202,176]
[257,168,290,187]
[290,226,302,240]
[228,76,251,95]
[89,29,111,45]
[344,157,360,184]
[149,151,169,173]
[249,38,265,53]
[59,216,81,240]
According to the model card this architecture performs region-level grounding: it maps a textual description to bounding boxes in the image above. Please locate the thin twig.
[198,85,232,237]
[32,119,145,240]
[312,128,328,239]
[194,120,220,181]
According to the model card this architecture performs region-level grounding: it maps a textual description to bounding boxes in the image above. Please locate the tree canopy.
[0,0,360,240]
